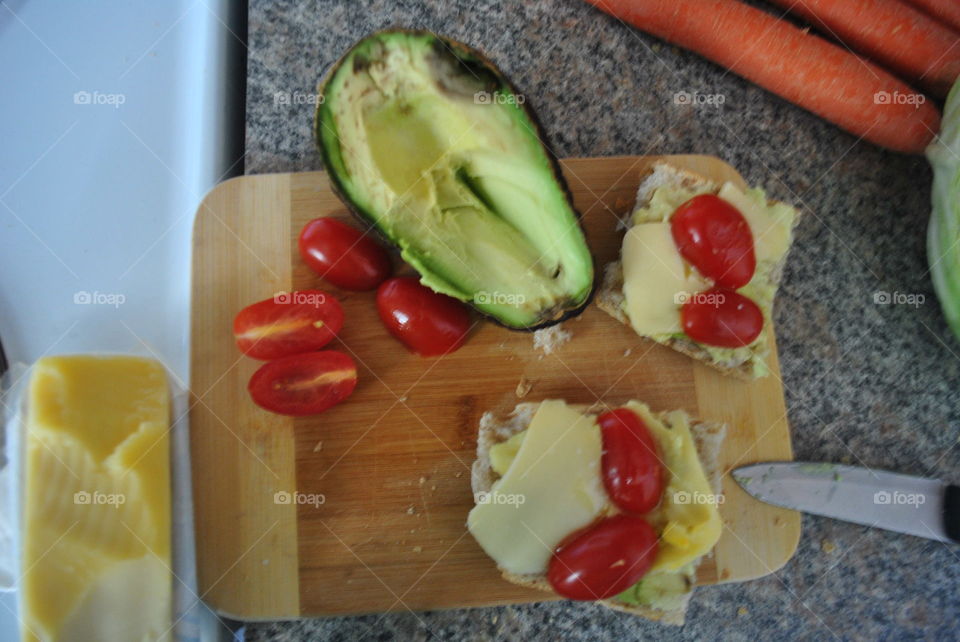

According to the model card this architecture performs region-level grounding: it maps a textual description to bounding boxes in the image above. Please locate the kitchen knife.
[733,462,960,543]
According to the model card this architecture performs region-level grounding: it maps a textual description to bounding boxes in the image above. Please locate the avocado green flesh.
[318,32,593,328]
[616,568,694,611]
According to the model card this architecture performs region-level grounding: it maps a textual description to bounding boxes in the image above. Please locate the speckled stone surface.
[244,1,960,639]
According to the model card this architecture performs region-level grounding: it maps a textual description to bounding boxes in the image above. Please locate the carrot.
[584,0,941,153]
[765,0,960,97]
[903,0,960,33]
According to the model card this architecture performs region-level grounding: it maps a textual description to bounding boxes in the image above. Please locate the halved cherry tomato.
[233,290,344,360]
[547,515,659,601]
[598,408,663,514]
[376,277,471,356]
[299,217,392,291]
[671,194,756,289]
[681,287,763,347]
[248,350,357,416]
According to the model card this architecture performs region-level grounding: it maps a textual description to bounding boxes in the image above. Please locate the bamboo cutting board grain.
[190,155,800,619]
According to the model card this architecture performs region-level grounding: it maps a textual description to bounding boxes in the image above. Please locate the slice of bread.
[471,401,726,625]
[597,162,799,379]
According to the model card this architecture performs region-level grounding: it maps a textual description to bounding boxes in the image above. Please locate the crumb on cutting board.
[737,606,749,617]
[821,539,836,554]
[515,376,533,398]
[533,324,571,355]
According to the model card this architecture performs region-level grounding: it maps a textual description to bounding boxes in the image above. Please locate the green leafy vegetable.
[927,80,960,339]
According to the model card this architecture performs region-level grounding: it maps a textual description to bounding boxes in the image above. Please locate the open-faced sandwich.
[467,399,725,624]
[598,162,800,378]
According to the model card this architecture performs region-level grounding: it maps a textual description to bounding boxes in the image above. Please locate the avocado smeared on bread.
[316,30,594,329]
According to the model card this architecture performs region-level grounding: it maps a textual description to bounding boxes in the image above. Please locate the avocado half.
[316,30,595,330]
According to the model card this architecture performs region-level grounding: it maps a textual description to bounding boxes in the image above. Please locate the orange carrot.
[765,0,960,97]
[903,0,960,33]
[584,0,941,153]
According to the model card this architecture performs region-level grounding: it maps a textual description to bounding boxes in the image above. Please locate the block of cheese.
[21,355,172,642]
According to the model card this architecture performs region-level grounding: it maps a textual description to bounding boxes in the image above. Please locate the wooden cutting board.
[190,155,800,620]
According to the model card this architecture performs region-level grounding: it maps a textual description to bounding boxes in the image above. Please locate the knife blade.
[733,462,960,543]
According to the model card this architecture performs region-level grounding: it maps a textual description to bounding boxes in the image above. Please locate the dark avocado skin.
[314,29,596,331]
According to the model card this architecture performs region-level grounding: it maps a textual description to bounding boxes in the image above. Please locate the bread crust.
[470,401,726,625]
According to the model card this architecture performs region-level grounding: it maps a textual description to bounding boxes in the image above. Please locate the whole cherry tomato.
[248,350,357,416]
[671,194,756,289]
[299,217,392,290]
[376,277,471,356]
[547,515,659,601]
[681,287,763,347]
[598,408,663,514]
[233,290,343,360]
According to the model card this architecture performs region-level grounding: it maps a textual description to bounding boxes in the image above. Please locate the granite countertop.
[244,1,960,639]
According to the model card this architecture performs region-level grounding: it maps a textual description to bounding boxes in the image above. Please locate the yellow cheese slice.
[622,402,722,573]
[622,222,709,336]
[467,400,607,575]
[716,182,792,268]
[21,355,171,642]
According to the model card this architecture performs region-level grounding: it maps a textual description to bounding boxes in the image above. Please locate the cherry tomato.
[598,408,663,514]
[671,194,756,289]
[233,290,344,360]
[547,515,659,601]
[681,287,763,347]
[376,277,471,356]
[248,350,357,416]
[299,217,392,290]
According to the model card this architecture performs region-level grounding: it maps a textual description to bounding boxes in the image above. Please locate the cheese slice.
[21,355,172,642]
[622,402,722,573]
[467,400,607,575]
[716,182,792,268]
[622,222,709,336]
